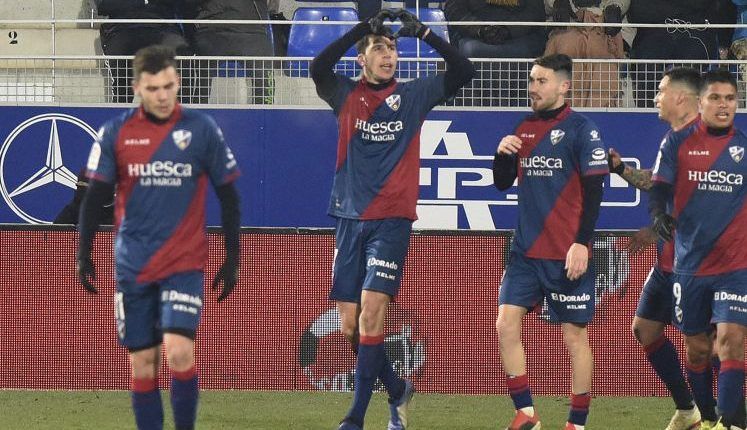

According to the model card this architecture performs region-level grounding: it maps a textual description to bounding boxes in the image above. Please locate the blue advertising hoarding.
[0,106,734,229]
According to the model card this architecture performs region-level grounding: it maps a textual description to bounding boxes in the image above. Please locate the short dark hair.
[133,45,178,80]
[355,33,396,55]
[663,67,702,94]
[533,54,573,80]
[701,69,738,93]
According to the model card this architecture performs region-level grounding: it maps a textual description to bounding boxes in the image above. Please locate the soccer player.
[650,69,747,430]
[76,45,241,430]
[310,9,474,430]
[609,68,717,430]
[492,54,608,430]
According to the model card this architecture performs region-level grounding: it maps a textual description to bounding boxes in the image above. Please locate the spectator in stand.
[544,0,627,107]
[627,0,716,107]
[95,0,194,103]
[444,0,547,106]
[186,0,275,104]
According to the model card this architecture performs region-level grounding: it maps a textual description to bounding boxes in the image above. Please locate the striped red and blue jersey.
[512,105,609,260]
[652,120,747,276]
[86,105,240,283]
[319,75,447,221]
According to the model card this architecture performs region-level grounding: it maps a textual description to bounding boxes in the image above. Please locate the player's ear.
[357,53,366,68]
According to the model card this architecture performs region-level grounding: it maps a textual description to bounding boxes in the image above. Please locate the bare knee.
[164,334,195,372]
[562,323,590,355]
[130,347,159,379]
[717,324,746,361]
[496,312,521,343]
[631,317,665,347]
[684,334,713,366]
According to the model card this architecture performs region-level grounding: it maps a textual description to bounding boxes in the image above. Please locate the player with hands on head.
[492,53,608,430]
[310,8,474,430]
[76,44,241,430]
[610,68,716,430]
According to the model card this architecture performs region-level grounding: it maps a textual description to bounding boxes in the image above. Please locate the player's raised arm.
[393,9,475,97]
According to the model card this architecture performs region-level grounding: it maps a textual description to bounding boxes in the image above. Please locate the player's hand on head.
[628,227,657,254]
[565,243,589,281]
[76,256,97,294]
[652,213,676,242]
[212,255,239,302]
[497,135,522,155]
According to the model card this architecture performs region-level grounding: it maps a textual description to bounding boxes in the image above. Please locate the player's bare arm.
[608,148,653,191]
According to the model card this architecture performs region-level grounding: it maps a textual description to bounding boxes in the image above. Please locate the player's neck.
[141,106,173,124]
[536,102,567,120]
[670,111,698,132]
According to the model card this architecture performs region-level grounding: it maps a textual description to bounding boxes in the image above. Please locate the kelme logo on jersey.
[730,146,744,163]
[550,129,565,145]
[172,129,192,150]
[385,94,401,111]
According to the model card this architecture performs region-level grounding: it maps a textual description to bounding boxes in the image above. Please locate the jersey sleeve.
[576,118,609,176]
[410,74,448,117]
[204,116,240,186]
[85,121,118,184]
[651,132,677,184]
[317,75,356,115]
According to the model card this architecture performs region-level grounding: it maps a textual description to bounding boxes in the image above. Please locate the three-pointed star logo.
[8,119,78,198]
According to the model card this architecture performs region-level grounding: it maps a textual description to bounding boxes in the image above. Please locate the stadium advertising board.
[0,107,731,229]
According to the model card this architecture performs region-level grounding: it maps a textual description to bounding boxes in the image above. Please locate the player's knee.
[684,338,712,366]
[562,323,589,353]
[358,306,385,335]
[166,345,195,371]
[339,325,359,344]
[716,330,746,360]
[631,324,643,344]
[495,315,520,340]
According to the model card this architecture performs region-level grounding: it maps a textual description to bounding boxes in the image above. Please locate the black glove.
[553,0,577,23]
[603,4,622,37]
[652,213,676,242]
[478,25,510,45]
[76,255,97,294]
[393,9,428,39]
[212,255,238,302]
[368,9,397,37]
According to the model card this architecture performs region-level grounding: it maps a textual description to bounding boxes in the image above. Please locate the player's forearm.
[216,182,241,260]
[648,181,673,218]
[492,153,517,191]
[576,174,604,244]
[310,22,371,88]
[423,31,475,96]
[77,180,114,258]
[620,166,653,191]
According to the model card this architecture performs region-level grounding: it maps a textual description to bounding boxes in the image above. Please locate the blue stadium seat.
[393,8,449,79]
[286,7,361,77]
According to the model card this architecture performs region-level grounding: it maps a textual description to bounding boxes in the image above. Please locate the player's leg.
[116,282,165,430]
[543,259,595,430]
[561,322,592,430]
[341,290,391,429]
[160,272,205,430]
[673,274,719,426]
[633,268,700,428]
[497,253,542,429]
[359,218,413,430]
[711,271,747,429]
[714,323,746,429]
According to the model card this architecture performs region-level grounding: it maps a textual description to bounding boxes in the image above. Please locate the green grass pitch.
[1,390,675,429]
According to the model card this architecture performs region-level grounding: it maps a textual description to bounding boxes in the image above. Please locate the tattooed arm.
[608,148,653,191]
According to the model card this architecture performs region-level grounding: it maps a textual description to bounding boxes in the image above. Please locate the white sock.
[519,406,535,417]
